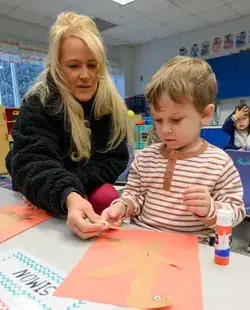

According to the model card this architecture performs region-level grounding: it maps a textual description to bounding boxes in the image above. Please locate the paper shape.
[179,46,188,56]
[55,230,203,310]
[0,248,121,309]
[190,43,199,57]
[101,220,121,230]
[224,33,234,49]
[235,31,246,49]
[200,40,210,57]
[0,205,51,243]
[212,37,222,52]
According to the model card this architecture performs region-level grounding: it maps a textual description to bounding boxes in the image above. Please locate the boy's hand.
[183,186,211,217]
[101,202,127,228]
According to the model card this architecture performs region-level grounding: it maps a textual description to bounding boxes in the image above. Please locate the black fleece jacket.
[5,79,129,215]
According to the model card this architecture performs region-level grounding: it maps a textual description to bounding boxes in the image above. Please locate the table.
[0,187,249,310]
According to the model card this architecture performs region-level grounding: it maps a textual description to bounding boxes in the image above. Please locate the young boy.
[102,56,245,242]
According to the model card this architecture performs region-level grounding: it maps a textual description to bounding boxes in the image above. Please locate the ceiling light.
[112,0,137,5]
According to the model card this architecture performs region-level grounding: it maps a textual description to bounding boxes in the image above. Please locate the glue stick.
[214,209,233,266]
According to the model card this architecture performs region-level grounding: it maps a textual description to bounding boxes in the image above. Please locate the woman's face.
[59,37,99,102]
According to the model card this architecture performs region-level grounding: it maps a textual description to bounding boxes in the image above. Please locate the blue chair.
[225,150,250,214]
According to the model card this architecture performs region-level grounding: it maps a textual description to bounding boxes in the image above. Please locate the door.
[0,124,9,174]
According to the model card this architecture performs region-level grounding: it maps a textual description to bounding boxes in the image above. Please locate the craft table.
[0,187,249,310]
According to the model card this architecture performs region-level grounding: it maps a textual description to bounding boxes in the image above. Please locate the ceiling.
[0,0,250,46]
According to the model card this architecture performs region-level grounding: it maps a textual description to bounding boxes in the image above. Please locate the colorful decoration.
[200,40,210,57]
[235,31,246,49]
[212,37,223,53]
[12,110,19,121]
[224,33,234,49]
[179,46,188,56]
[190,43,199,57]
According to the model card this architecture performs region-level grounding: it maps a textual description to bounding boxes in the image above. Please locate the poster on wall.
[190,43,199,57]
[179,46,188,56]
[200,40,210,57]
[224,33,234,49]
[212,37,222,53]
[235,31,246,49]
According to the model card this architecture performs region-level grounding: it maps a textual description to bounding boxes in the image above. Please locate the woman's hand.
[234,106,249,120]
[66,192,105,239]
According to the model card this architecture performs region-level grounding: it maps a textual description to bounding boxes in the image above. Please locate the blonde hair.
[145,56,218,113]
[26,12,130,161]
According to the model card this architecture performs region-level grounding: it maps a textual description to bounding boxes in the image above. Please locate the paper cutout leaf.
[88,262,131,278]
[87,239,177,308]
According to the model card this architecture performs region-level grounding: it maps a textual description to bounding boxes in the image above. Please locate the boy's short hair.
[145,56,218,113]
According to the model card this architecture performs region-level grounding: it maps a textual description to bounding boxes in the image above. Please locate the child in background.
[102,56,245,243]
[222,104,250,150]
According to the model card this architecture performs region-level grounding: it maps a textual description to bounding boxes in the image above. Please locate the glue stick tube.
[214,209,233,266]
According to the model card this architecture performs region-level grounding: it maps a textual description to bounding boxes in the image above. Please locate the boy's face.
[153,93,214,151]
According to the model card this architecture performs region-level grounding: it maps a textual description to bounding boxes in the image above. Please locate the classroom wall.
[0,15,48,44]
[0,15,121,64]
[132,14,250,94]
[116,45,135,97]
[131,14,250,123]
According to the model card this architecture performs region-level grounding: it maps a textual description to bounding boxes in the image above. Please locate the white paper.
[0,247,130,309]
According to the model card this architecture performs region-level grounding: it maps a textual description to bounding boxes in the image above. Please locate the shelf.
[7,121,16,123]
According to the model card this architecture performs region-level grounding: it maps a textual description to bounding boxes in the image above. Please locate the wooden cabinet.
[0,105,6,125]
[0,105,9,173]
[0,106,19,173]
[0,123,9,174]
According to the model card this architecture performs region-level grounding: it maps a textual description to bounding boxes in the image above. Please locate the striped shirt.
[122,141,245,238]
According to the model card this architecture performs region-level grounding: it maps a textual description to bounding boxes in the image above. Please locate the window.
[0,61,15,108]
[0,39,46,107]
[0,61,44,107]
[16,63,44,100]
[109,65,125,99]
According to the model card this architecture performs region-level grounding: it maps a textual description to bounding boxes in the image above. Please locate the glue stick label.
[215,232,232,249]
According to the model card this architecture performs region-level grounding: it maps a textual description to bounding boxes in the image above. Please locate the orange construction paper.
[0,205,51,243]
[55,229,203,310]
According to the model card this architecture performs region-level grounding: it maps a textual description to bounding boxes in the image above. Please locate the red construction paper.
[55,229,203,310]
[0,205,51,243]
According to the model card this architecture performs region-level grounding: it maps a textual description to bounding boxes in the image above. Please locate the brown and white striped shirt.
[122,141,245,238]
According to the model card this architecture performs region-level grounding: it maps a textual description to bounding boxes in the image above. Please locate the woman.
[5,12,130,239]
